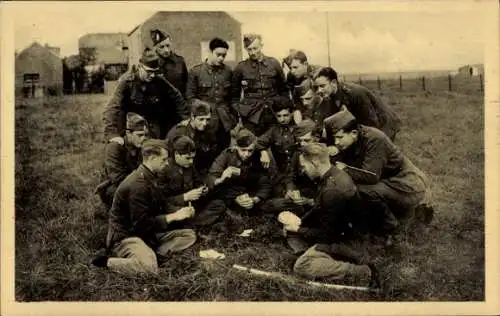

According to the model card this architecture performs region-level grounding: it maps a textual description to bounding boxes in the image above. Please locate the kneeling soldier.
[324,110,430,245]
[95,112,148,209]
[160,136,226,227]
[90,139,197,275]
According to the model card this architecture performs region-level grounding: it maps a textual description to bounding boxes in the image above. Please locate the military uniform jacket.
[158,54,189,97]
[186,61,236,131]
[285,65,321,105]
[208,147,273,201]
[165,120,222,174]
[103,68,189,140]
[283,150,318,199]
[231,56,289,123]
[297,167,359,244]
[107,164,170,250]
[256,123,298,172]
[158,158,205,211]
[332,82,401,140]
[337,125,427,194]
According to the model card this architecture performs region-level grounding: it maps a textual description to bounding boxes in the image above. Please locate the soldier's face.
[237,144,255,161]
[155,38,172,58]
[298,132,316,148]
[174,152,195,168]
[290,59,308,79]
[299,154,318,179]
[315,76,338,98]
[246,39,263,61]
[210,47,228,66]
[192,114,211,131]
[333,129,358,151]
[128,130,147,148]
[151,149,170,172]
[300,90,316,108]
[275,109,292,125]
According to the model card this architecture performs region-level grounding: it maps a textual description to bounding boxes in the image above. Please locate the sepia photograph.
[1,0,499,314]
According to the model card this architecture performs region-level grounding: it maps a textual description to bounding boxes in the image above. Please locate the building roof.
[128,11,241,36]
[17,42,61,60]
[96,48,128,64]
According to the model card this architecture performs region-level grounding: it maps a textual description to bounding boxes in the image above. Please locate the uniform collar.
[205,59,225,72]
[249,55,270,67]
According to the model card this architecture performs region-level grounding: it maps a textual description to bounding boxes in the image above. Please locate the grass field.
[15,89,484,301]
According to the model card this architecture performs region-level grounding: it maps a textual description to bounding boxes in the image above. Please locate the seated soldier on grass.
[166,100,222,176]
[95,112,148,209]
[280,142,380,288]
[323,110,432,246]
[159,136,226,228]
[208,128,273,218]
[90,139,197,275]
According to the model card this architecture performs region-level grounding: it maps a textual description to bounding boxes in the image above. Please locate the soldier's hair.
[297,78,315,97]
[190,99,212,117]
[300,142,330,165]
[209,37,229,51]
[272,97,294,113]
[338,119,359,133]
[289,50,308,64]
[315,67,338,82]
[141,139,168,160]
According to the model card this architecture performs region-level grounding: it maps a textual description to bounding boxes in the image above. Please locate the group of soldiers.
[91,29,434,289]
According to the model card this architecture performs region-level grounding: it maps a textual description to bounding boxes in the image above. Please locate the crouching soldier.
[95,112,148,209]
[90,139,197,275]
[166,100,222,176]
[208,128,273,216]
[281,143,380,287]
[160,136,226,227]
[324,110,431,245]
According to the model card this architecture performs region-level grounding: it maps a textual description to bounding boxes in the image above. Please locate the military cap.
[190,99,212,116]
[141,139,169,158]
[234,128,257,147]
[126,112,147,132]
[324,110,357,135]
[150,29,169,46]
[243,33,262,48]
[139,47,159,69]
[294,119,317,137]
[173,136,196,155]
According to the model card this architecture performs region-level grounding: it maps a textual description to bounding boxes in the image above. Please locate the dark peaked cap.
[150,29,169,46]
[324,110,357,135]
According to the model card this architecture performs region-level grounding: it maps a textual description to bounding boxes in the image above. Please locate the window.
[200,40,236,62]
[23,73,40,84]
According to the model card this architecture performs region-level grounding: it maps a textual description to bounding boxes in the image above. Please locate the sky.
[8,1,489,74]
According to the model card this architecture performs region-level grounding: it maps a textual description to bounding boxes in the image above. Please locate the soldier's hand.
[284,224,300,232]
[109,136,124,145]
[175,206,196,221]
[221,167,238,180]
[260,150,271,169]
[235,194,253,209]
[327,146,340,156]
[183,187,204,202]
[285,190,301,201]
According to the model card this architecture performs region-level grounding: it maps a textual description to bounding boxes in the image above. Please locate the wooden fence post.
[448,74,452,92]
[358,76,362,85]
[343,75,346,82]
[422,76,426,91]
[377,76,381,90]
[479,74,484,93]
[399,75,403,91]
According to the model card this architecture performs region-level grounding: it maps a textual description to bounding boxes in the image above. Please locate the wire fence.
[342,74,484,95]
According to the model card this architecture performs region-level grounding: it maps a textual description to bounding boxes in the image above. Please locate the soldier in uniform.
[90,139,197,275]
[150,29,189,98]
[283,50,321,106]
[231,34,290,136]
[207,128,273,215]
[314,67,401,141]
[103,47,188,141]
[165,100,222,176]
[159,136,227,227]
[186,37,236,148]
[324,110,431,245]
[95,113,148,209]
[280,143,380,287]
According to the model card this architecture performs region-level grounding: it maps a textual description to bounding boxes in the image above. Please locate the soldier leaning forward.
[95,113,148,209]
[207,128,274,215]
[165,100,222,176]
[231,34,290,136]
[103,47,189,141]
[90,139,197,275]
[159,136,226,228]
